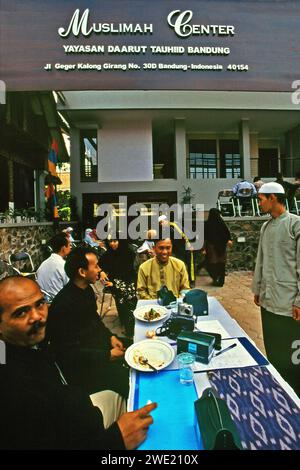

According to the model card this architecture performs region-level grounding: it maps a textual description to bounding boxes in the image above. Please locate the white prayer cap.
[137,241,150,253]
[158,215,168,222]
[258,182,285,194]
[66,226,73,232]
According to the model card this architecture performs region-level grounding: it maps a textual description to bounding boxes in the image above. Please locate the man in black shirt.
[47,247,130,396]
[0,276,156,450]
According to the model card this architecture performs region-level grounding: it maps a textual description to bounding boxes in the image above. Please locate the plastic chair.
[8,252,36,279]
[280,197,290,213]
[253,197,261,216]
[217,190,236,217]
[40,289,55,304]
[293,196,300,215]
[234,188,256,216]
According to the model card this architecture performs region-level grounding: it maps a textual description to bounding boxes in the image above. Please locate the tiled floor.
[96,270,265,354]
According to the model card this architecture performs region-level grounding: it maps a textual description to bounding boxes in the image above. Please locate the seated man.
[158,215,195,287]
[84,228,101,248]
[276,172,300,210]
[0,276,156,450]
[63,226,75,243]
[36,232,71,299]
[137,229,156,256]
[232,179,257,214]
[232,179,257,198]
[46,246,130,397]
[137,237,190,299]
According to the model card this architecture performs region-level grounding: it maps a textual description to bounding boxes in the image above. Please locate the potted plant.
[3,208,14,223]
[180,186,195,205]
[25,207,36,222]
[12,208,25,223]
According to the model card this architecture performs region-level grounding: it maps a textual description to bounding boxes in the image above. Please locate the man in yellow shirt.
[137,238,190,299]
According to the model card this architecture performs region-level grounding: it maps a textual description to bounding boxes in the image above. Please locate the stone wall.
[0,217,267,273]
[225,217,267,271]
[0,222,80,269]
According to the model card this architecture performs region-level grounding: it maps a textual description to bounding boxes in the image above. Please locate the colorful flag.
[46,139,59,219]
[48,139,59,177]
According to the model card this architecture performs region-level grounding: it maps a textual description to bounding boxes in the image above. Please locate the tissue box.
[177,331,215,364]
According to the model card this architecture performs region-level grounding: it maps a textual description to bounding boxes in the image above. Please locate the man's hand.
[111,335,125,350]
[100,271,109,284]
[110,347,125,361]
[292,305,300,321]
[117,402,157,450]
[254,294,260,307]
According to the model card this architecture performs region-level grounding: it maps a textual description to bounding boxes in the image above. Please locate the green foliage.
[56,190,71,208]
[59,206,71,221]
[56,190,79,221]
[180,186,195,205]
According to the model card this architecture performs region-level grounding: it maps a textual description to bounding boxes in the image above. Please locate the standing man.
[252,182,300,396]
[137,237,190,299]
[36,232,71,299]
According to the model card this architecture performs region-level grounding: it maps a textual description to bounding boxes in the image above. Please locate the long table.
[128,297,300,450]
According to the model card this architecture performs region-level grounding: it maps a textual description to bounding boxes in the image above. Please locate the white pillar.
[70,127,82,219]
[239,119,251,180]
[174,118,186,181]
[34,170,47,212]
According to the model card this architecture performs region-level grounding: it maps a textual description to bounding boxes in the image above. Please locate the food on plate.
[146,330,156,339]
[143,308,161,321]
[132,349,165,369]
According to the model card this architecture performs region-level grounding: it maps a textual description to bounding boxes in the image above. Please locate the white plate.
[133,305,168,323]
[125,340,175,372]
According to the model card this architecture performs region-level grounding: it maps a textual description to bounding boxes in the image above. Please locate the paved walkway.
[98,270,265,354]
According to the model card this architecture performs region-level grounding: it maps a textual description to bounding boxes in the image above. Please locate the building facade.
[58,90,300,222]
[2,0,300,224]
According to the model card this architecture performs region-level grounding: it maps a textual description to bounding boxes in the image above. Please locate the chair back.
[218,189,234,200]
[217,190,236,217]
[8,252,36,277]
[10,252,30,262]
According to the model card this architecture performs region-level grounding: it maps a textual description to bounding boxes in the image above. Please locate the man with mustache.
[0,276,156,449]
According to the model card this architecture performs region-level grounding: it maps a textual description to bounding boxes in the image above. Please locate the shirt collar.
[155,257,169,268]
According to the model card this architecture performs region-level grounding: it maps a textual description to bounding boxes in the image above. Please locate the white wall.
[98,119,153,182]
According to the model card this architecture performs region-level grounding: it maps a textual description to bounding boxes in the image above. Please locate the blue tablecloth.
[130,297,300,450]
[133,369,203,450]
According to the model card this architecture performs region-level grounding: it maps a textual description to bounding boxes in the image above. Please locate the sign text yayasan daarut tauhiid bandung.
[2,0,299,91]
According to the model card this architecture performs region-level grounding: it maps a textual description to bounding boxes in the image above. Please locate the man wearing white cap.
[63,227,75,243]
[252,182,300,395]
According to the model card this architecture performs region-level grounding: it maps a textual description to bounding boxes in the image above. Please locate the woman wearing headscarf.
[100,239,137,337]
[204,208,232,287]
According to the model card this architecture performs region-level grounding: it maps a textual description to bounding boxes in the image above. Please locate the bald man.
[0,276,156,450]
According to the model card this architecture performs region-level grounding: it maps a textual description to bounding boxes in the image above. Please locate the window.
[219,140,241,178]
[258,148,278,177]
[80,130,98,181]
[13,162,34,209]
[188,140,217,179]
